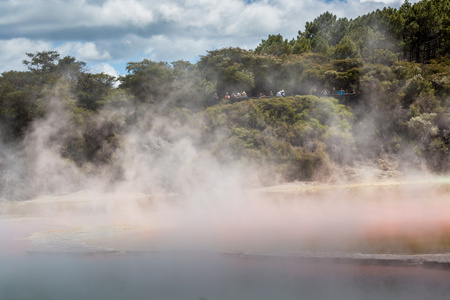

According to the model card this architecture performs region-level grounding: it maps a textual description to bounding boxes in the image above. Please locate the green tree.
[75,73,116,110]
[292,37,312,54]
[333,36,361,59]
[0,71,41,140]
[300,12,337,41]
[299,12,349,47]
[198,48,255,96]
[57,55,87,79]
[254,34,293,56]
[119,59,174,103]
[311,36,330,55]
[400,0,448,62]
[170,60,215,108]
[23,51,60,74]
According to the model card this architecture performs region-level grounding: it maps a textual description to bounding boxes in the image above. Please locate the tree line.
[256,0,449,64]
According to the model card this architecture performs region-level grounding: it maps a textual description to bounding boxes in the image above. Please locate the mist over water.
[2,178,450,299]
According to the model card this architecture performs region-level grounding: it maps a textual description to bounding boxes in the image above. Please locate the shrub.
[407,113,438,143]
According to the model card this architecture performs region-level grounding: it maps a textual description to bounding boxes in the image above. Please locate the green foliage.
[392,60,421,80]
[407,113,438,142]
[62,106,123,166]
[426,137,449,172]
[75,73,116,110]
[119,59,213,109]
[373,49,398,65]
[255,34,293,56]
[258,98,299,124]
[400,74,434,108]
[300,12,348,47]
[199,96,355,180]
[23,51,60,74]
[198,47,257,96]
[119,59,174,103]
[295,0,449,63]
[311,36,331,56]
[0,71,41,140]
[284,142,331,181]
[422,57,450,97]
[292,37,312,54]
[333,36,361,60]
[23,51,86,83]
[400,0,447,62]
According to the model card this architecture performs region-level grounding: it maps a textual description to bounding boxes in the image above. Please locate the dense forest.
[0,0,449,199]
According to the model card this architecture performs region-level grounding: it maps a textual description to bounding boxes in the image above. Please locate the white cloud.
[89,62,120,79]
[0,0,412,74]
[359,0,402,3]
[223,1,283,36]
[0,38,52,72]
[0,0,155,30]
[142,35,210,62]
[155,2,184,22]
[95,0,155,27]
[57,42,111,61]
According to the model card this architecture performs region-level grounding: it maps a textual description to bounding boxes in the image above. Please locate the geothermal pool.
[1,178,450,299]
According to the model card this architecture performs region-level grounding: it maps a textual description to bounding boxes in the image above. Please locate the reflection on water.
[1,252,450,300]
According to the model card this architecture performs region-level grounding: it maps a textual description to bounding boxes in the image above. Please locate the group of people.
[337,88,356,95]
[313,87,356,96]
[213,87,356,100]
[215,91,249,100]
[276,90,286,97]
[218,89,287,99]
[257,90,286,98]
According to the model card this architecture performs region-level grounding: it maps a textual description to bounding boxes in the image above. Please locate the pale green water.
[2,252,450,300]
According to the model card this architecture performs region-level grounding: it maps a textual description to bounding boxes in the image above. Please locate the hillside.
[0,0,449,200]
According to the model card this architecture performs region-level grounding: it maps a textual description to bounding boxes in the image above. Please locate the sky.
[0,0,414,78]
